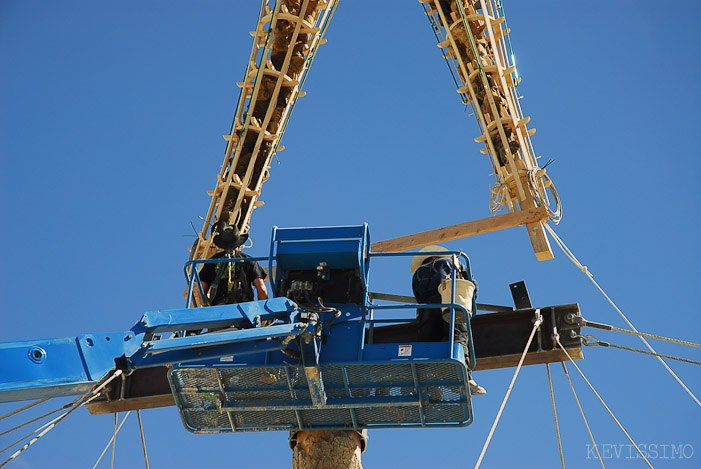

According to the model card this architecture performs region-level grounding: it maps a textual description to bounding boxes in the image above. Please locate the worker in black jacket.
[199,217,267,306]
[411,245,485,396]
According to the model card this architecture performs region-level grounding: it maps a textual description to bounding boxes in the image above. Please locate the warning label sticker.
[398,345,412,357]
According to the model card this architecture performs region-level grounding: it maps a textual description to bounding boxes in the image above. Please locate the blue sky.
[1,1,700,467]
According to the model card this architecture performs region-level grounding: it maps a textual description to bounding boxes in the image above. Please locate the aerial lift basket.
[170,224,474,432]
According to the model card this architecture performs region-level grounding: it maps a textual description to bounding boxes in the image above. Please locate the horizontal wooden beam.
[88,394,174,415]
[371,206,550,253]
[473,348,583,371]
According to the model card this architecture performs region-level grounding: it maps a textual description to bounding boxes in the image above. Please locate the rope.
[555,337,654,468]
[546,363,565,468]
[544,222,701,407]
[111,412,117,469]
[92,412,131,469]
[137,410,150,469]
[474,311,543,468]
[0,399,49,422]
[527,167,562,224]
[580,335,701,366]
[561,362,604,468]
[0,369,123,468]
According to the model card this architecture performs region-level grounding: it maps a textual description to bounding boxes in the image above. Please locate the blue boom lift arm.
[0,224,583,433]
[0,297,311,403]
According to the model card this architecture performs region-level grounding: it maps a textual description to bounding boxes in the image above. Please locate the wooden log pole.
[291,430,366,469]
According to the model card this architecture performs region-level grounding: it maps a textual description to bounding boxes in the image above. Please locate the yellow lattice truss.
[190,0,337,263]
[192,0,561,263]
[422,0,560,260]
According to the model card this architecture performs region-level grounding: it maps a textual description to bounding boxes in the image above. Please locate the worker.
[411,245,486,395]
[198,217,268,307]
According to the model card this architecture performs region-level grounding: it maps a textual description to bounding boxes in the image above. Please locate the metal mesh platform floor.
[168,360,473,432]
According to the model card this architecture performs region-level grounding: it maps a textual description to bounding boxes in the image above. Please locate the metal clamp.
[571,332,609,348]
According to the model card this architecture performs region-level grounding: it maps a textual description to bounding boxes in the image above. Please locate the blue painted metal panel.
[0,332,140,403]
[272,225,368,241]
[319,322,364,363]
[276,240,361,271]
[361,342,465,362]
[130,338,291,370]
[142,323,305,355]
[270,224,370,296]
[0,337,90,402]
[0,299,304,403]
[139,298,299,333]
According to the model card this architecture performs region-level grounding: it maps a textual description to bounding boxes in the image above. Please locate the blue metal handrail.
[368,249,477,370]
[182,245,477,370]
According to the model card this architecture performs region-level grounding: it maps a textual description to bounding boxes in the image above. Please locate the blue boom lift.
[0,224,583,433]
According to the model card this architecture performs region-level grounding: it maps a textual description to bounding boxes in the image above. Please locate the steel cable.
[0,369,122,468]
[580,336,701,366]
[546,363,565,468]
[555,337,653,468]
[584,322,701,349]
[561,362,605,468]
[544,222,700,407]
[91,411,131,469]
[137,410,150,469]
[474,311,542,468]
[0,399,49,422]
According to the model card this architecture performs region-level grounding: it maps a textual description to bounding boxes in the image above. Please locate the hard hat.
[212,214,248,250]
[410,245,450,274]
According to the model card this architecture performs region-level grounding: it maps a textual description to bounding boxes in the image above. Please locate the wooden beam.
[519,193,554,261]
[526,220,554,261]
[473,348,583,371]
[371,206,549,253]
[88,394,174,415]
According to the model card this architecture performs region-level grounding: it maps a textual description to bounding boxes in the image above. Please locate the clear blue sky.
[1,1,700,467]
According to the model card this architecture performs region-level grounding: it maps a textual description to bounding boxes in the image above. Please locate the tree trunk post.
[290,430,367,469]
